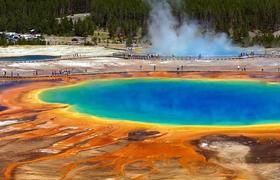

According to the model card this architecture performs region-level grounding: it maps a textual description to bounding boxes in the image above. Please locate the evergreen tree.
[0,0,279,46]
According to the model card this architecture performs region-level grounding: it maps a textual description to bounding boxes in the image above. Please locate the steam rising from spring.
[148,1,242,56]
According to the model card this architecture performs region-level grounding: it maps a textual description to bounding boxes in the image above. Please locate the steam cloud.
[147,1,242,57]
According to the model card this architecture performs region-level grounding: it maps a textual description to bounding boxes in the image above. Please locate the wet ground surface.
[192,134,280,179]
[193,134,280,163]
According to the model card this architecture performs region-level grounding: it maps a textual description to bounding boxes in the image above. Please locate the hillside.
[0,0,280,47]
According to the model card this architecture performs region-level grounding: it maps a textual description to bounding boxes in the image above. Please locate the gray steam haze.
[147,1,243,56]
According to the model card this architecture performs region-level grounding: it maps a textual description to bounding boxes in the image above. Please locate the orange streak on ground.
[3,134,117,179]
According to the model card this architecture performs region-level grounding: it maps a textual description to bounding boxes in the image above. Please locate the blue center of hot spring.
[40,79,280,126]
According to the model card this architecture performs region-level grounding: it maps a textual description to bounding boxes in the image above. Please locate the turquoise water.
[40,79,280,126]
[0,55,57,62]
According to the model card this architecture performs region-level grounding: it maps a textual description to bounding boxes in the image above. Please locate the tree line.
[0,0,279,47]
[180,0,280,47]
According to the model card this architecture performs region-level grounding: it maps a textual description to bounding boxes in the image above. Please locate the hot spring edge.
[39,78,280,126]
